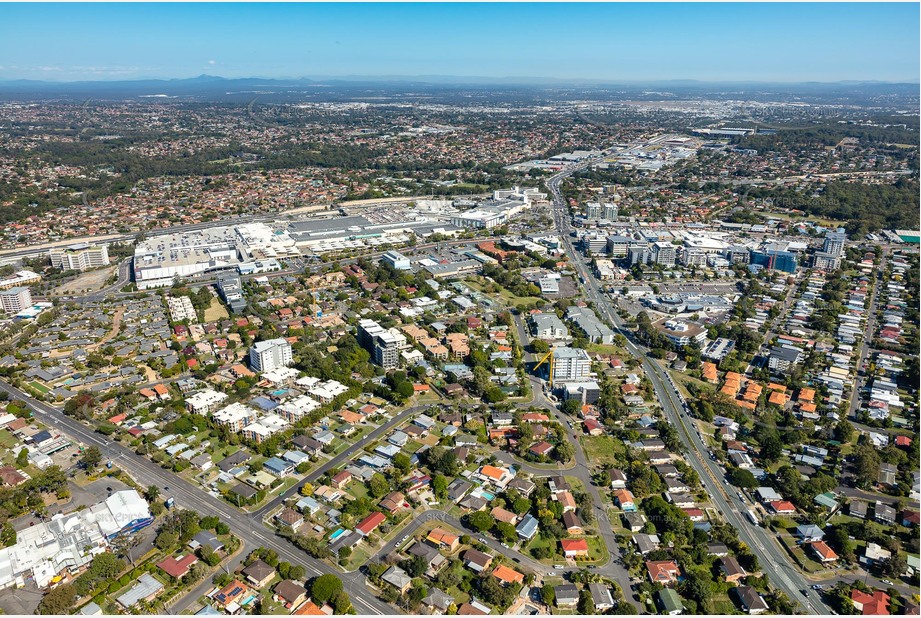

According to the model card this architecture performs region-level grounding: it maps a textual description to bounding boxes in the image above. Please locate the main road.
[543,162,830,614]
[0,379,392,615]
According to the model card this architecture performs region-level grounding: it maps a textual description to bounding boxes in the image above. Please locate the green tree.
[392,452,412,475]
[369,473,390,499]
[495,522,518,543]
[727,468,758,490]
[15,448,28,468]
[80,446,103,470]
[144,485,160,502]
[0,523,15,547]
[310,574,344,605]
[541,583,556,606]
[468,511,496,533]
[38,584,76,614]
[432,474,448,500]
[578,589,595,614]
[155,530,179,551]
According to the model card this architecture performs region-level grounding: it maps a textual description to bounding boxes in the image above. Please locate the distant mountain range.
[0,74,916,104]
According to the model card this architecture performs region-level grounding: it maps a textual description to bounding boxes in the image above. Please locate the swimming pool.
[329,528,345,541]
[472,487,495,501]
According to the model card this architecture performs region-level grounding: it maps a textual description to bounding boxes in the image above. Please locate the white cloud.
[208,60,216,65]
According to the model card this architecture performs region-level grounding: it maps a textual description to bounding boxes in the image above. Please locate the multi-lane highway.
[544,162,831,614]
[0,379,391,615]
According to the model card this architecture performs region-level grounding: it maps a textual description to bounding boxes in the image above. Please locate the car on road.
[478,538,488,544]
[881,579,893,586]
[801,589,809,597]
[811,585,824,590]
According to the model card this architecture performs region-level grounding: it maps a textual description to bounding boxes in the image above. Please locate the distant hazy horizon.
[1,3,918,83]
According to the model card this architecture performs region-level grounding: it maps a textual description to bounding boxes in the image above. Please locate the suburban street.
[0,379,392,615]
[544,162,832,614]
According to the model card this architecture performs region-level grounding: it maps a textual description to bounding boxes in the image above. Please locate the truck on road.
[746,509,759,525]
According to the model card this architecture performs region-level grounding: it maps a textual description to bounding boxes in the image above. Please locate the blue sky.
[1,3,917,82]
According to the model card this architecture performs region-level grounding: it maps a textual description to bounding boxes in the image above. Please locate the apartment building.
[0,287,32,314]
[249,338,294,373]
[50,243,109,271]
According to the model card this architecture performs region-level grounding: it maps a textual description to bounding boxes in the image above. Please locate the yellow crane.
[533,349,555,388]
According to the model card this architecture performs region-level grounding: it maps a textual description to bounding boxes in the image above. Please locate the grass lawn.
[416,391,442,404]
[564,476,586,494]
[404,439,424,454]
[348,482,369,500]
[710,592,738,614]
[779,533,824,573]
[342,545,373,572]
[672,372,713,398]
[26,380,50,394]
[525,534,557,563]
[463,278,541,309]
[0,431,18,449]
[580,435,625,468]
[524,532,608,564]
[580,536,608,563]
[585,343,627,357]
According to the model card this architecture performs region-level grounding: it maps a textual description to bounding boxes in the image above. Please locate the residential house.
[809,541,839,563]
[242,559,276,588]
[633,534,660,555]
[656,588,684,615]
[850,589,890,616]
[646,560,681,585]
[614,489,636,511]
[273,581,308,610]
[735,586,769,614]
[491,564,524,587]
[563,511,583,535]
[408,543,447,577]
[463,549,493,573]
[382,566,412,594]
[457,600,492,615]
[275,508,304,532]
[719,556,746,583]
[589,582,614,611]
[516,514,539,541]
[561,538,589,558]
[554,584,580,607]
[157,554,199,579]
[607,469,628,489]
[426,528,460,552]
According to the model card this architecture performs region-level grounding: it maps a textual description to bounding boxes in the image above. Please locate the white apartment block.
[243,414,289,443]
[212,402,259,432]
[50,244,109,272]
[552,347,592,383]
[184,389,229,414]
[652,241,677,267]
[249,338,294,373]
[308,379,349,403]
[166,296,198,323]
[275,395,321,423]
[0,287,32,314]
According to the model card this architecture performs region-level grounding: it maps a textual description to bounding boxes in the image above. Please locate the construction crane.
[533,349,555,388]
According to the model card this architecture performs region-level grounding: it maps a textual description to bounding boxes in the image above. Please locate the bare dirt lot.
[52,265,117,295]
[203,296,230,322]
